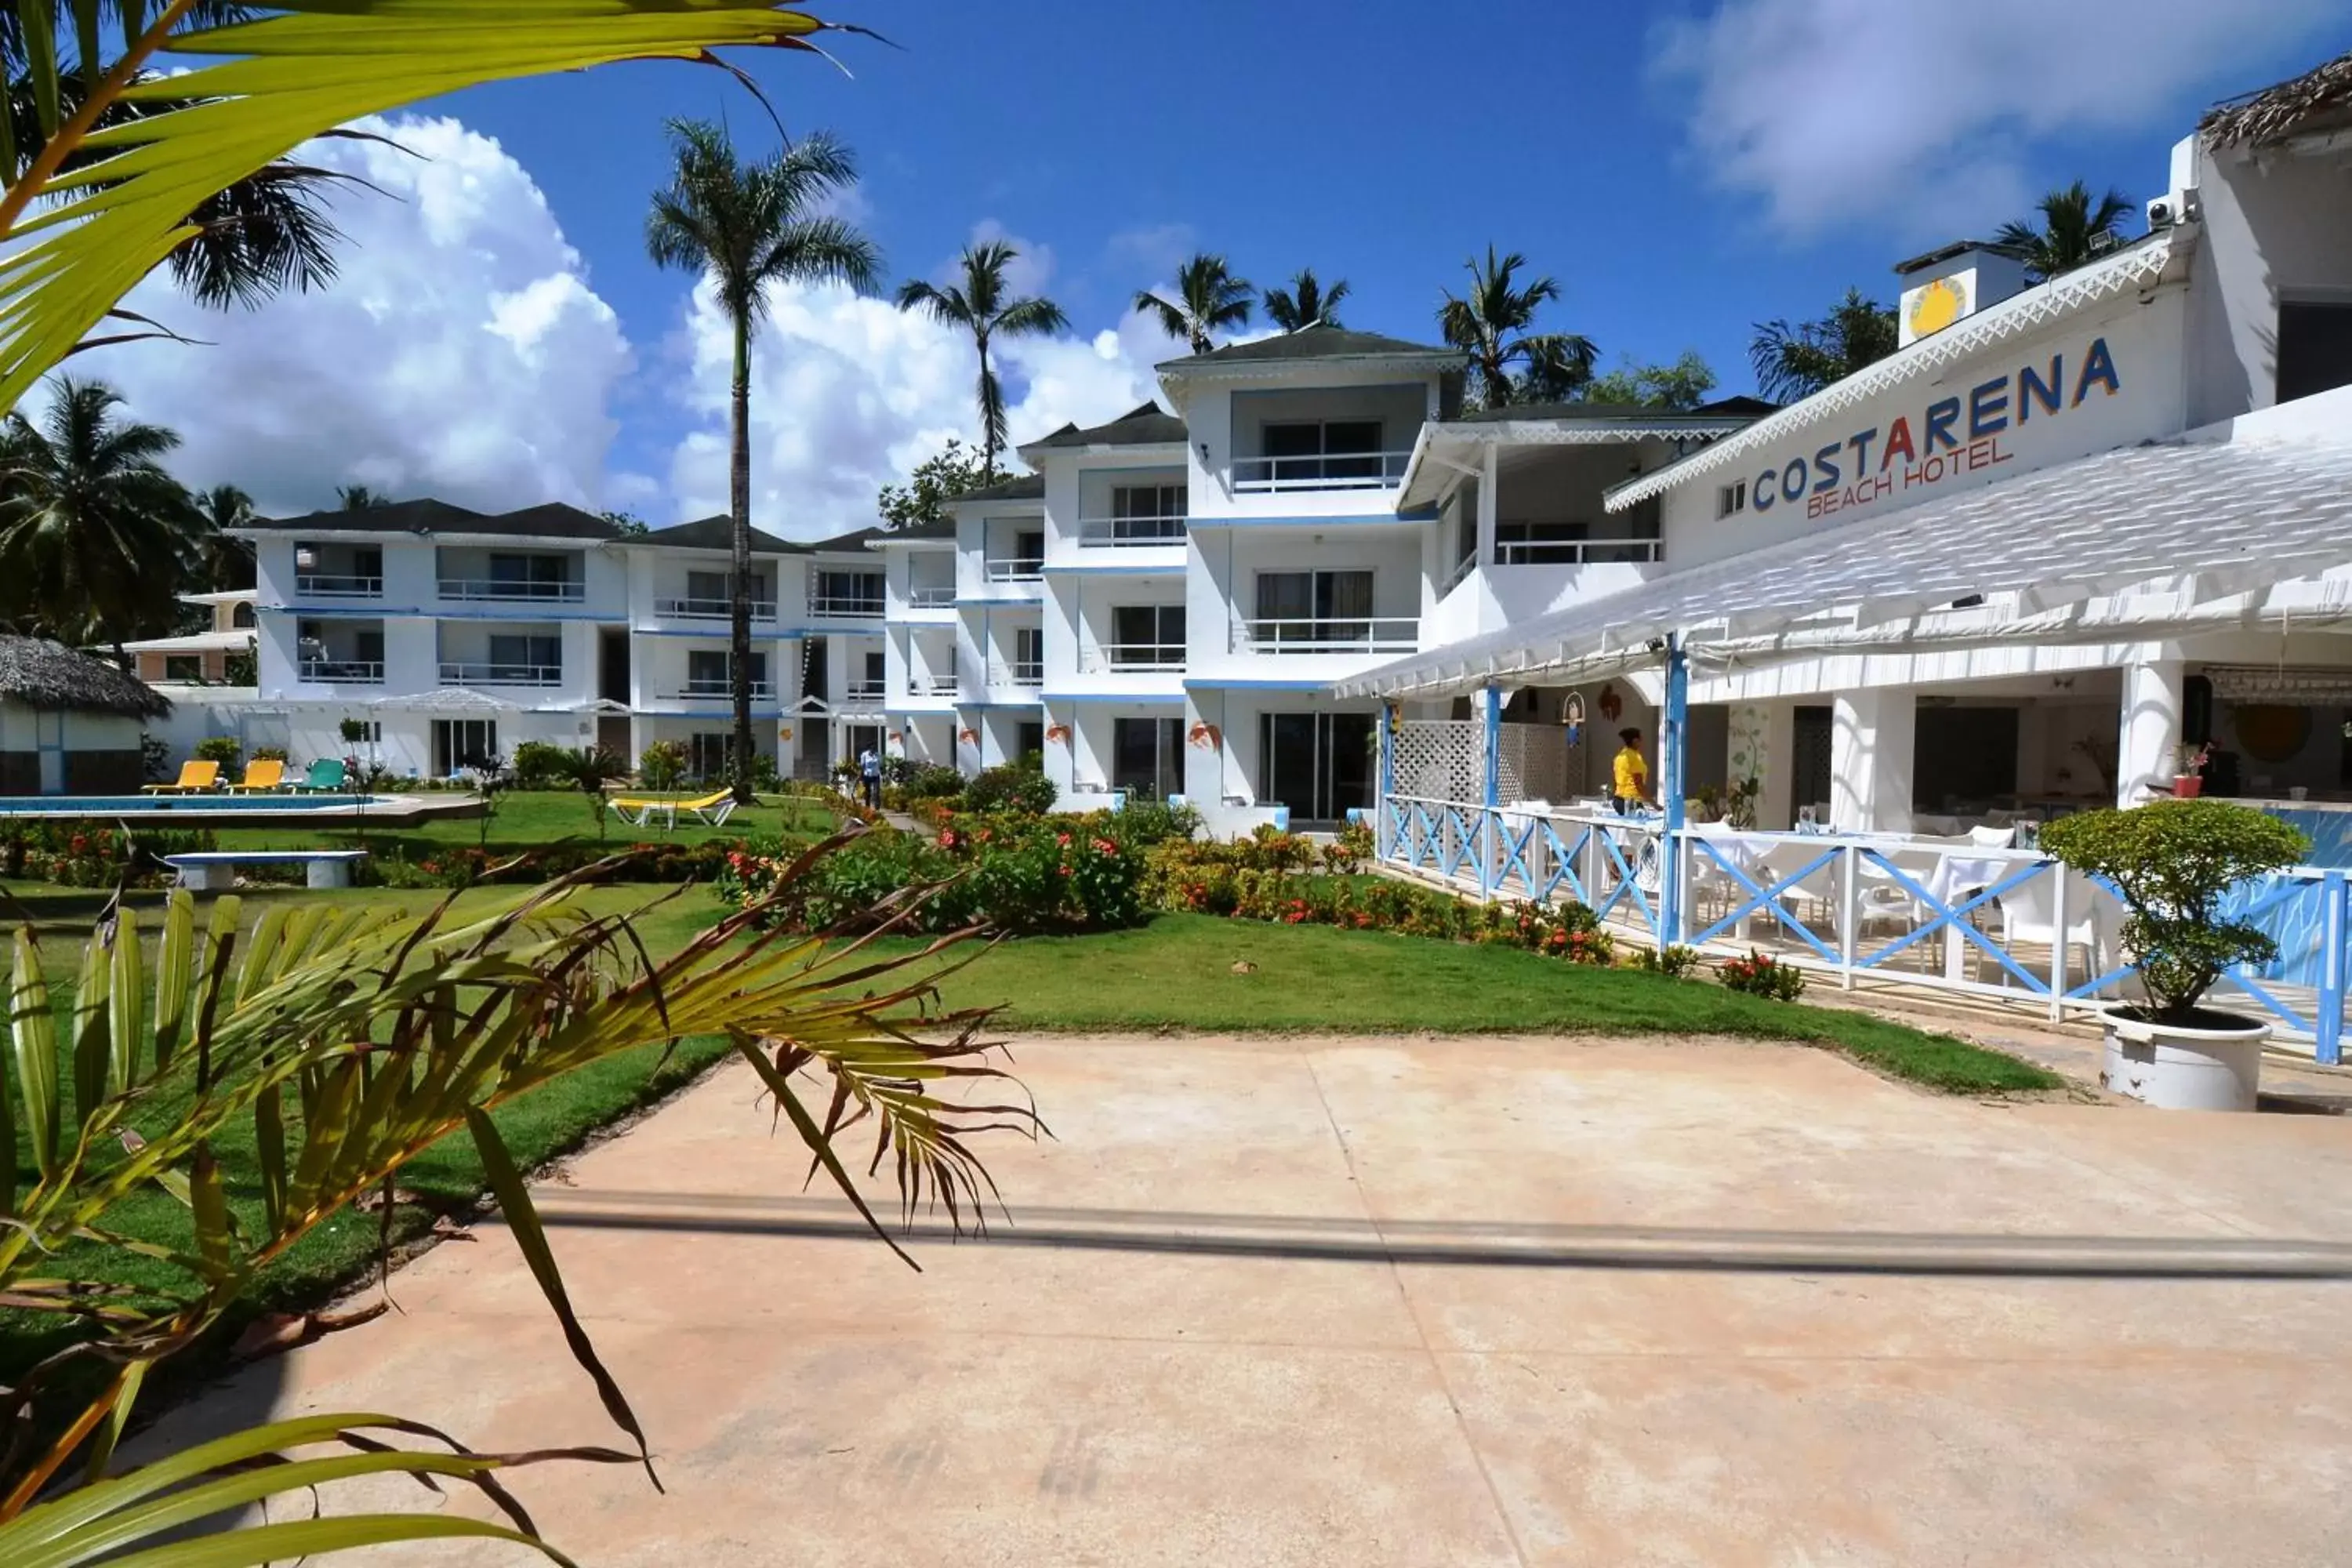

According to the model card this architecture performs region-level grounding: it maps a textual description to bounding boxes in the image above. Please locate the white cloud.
[85,114,631,516]
[1653,0,2347,234]
[659,268,1187,541]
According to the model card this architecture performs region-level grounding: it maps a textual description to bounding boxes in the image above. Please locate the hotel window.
[231,602,256,629]
[1112,717,1184,800]
[165,655,202,682]
[688,732,731,781]
[813,570,884,615]
[486,553,574,596]
[2277,299,2352,405]
[1016,720,1044,761]
[1254,570,1373,646]
[1112,484,1186,540]
[1717,480,1747,517]
[688,649,766,693]
[1263,419,1383,481]
[431,719,499,776]
[1109,604,1185,667]
[487,633,560,680]
[1012,626,1044,682]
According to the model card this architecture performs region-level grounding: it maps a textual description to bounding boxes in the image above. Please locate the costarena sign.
[1752,337,2124,522]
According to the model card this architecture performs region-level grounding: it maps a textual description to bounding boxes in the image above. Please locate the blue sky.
[103,0,2352,536]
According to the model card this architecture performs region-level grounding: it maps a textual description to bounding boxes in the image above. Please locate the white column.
[1475,444,1498,568]
[1830,688,1916,834]
[2117,657,2184,806]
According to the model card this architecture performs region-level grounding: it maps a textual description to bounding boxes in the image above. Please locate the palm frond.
[0,2,858,415]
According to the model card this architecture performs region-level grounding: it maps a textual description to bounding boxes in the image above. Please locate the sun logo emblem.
[1907,274,1969,339]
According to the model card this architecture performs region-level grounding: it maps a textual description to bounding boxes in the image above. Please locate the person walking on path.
[858,746,883,809]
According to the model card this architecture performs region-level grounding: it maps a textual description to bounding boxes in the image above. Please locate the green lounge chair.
[295,757,348,793]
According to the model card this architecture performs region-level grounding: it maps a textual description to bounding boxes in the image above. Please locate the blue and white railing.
[1377,795,2351,1065]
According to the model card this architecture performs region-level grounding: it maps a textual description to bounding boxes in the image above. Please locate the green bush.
[1633,944,1702,978]
[2038,798,2310,1022]
[902,764,966,800]
[510,740,578,790]
[1715,949,1806,1000]
[964,763,1055,815]
[639,740,687,792]
[357,837,745,890]
[0,822,215,887]
[192,736,241,773]
[249,745,288,764]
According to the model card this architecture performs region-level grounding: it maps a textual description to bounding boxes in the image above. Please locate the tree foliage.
[1135,252,1253,355]
[1748,287,1897,405]
[878,437,993,532]
[1578,350,1718,411]
[1262,268,1348,332]
[1995,179,2137,283]
[1438,245,1595,409]
[2038,799,2310,1022]
[898,239,1067,481]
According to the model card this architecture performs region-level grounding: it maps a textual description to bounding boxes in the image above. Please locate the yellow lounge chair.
[224,759,285,793]
[142,760,221,795]
[609,787,736,830]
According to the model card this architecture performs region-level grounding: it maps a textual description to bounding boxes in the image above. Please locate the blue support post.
[2321,870,2347,1067]
[1379,699,1397,856]
[1480,683,1501,898]
[1661,636,1689,944]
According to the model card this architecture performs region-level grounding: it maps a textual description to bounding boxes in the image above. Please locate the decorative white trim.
[1601,234,2185,513]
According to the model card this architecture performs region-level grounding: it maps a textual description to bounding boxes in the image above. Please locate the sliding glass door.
[1257,712,1374,824]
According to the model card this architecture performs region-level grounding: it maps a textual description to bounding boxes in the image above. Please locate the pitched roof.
[0,638,170,719]
[1450,397,1774,427]
[641,515,800,555]
[2201,49,2352,147]
[1160,322,1461,372]
[949,473,1047,505]
[250,498,620,540]
[805,524,895,554]
[1025,401,1186,450]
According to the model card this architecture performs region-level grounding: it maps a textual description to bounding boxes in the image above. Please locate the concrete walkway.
[146,1035,2352,1565]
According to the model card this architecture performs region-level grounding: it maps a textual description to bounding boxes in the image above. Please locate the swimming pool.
[0,794,388,814]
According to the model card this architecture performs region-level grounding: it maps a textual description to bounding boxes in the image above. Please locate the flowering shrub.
[0,823,214,887]
[1323,819,1376,875]
[716,811,1149,935]
[1632,945,1702,979]
[357,837,750,890]
[962,764,1056,816]
[1715,949,1807,1000]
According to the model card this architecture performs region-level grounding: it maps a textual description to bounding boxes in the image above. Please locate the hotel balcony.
[807,592,886,619]
[1231,449,1414,495]
[292,541,383,600]
[982,555,1046,584]
[1229,615,1419,657]
[1080,641,1186,674]
[436,546,586,604]
[986,660,1044,690]
[674,677,776,700]
[299,659,383,684]
[439,661,562,688]
[652,594,779,622]
[1075,514,1188,549]
[906,583,958,610]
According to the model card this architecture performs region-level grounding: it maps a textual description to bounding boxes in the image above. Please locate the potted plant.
[2172,741,2214,798]
[2038,799,2310,1110]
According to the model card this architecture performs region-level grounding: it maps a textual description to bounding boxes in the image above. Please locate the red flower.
[1091,837,1118,855]
[1056,832,1072,847]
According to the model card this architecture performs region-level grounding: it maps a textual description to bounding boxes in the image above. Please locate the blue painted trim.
[1661,637,1688,944]
[2321,871,2347,1066]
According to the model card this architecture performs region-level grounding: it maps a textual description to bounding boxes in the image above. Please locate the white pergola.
[1337,423,2352,702]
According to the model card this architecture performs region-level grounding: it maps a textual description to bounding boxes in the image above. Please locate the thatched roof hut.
[0,637,170,720]
[2201,50,2352,148]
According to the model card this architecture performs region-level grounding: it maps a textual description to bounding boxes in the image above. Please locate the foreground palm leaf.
[0,1,862,416]
[0,852,1033,1558]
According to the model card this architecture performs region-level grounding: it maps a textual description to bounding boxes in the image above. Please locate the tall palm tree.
[1438,246,1596,409]
[336,482,384,510]
[1749,287,1899,404]
[896,240,1068,481]
[1263,268,1350,332]
[1134,252,1254,355]
[0,376,194,653]
[647,118,881,803]
[191,481,257,590]
[1996,180,2136,283]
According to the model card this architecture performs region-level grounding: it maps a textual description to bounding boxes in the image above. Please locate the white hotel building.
[162,504,900,781]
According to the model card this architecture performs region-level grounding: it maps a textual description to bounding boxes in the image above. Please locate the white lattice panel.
[1392,720,1483,802]
[1497,725,1570,804]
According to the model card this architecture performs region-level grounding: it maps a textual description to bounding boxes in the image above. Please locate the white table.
[164,850,368,891]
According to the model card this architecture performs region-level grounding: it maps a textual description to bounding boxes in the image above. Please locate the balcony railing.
[1495,536,1663,566]
[677,678,775,699]
[807,595,885,619]
[655,596,779,621]
[906,674,959,697]
[844,680,887,703]
[296,573,382,598]
[299,659,383,684]
[983,558,1045,583]
[1232,450,1411,494]
[438,577,584,604]
[1081,644,1185,673]
[987,662,1044,689]
[1076,516,1187,548]
[1231,617,1418,655]
[907,584,958,608]
[440,662,562,688]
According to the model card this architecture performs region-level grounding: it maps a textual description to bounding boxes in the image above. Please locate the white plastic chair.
[1969,824,2017,850]
[1997,869,2107,984]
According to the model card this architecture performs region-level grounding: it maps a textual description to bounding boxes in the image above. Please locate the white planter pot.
[2100,1007,2269,1112]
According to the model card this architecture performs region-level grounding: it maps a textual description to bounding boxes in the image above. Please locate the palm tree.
[1749,288,1900,404]
[0,376,194,652]
[647,118,881,804]
[1134,252,1254,355]
[897,240,1069,481]
[191,481,257,590]
[1438,246,1596,409]
[1996,180,2137,283]
[1263,268,1350,332]
[336,482,384,510]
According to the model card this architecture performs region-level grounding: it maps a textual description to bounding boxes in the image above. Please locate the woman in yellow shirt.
[1612,728,1652,814]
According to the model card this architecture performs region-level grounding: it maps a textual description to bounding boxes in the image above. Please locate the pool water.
[0,794,389,814]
